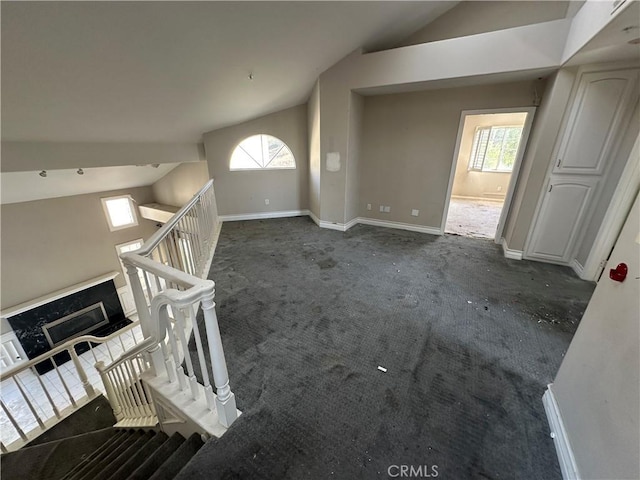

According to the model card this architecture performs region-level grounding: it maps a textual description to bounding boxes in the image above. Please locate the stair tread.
[0,427,118,480]
[68,430,145,480]
[127,433,186,480]
[148,433,205,480]
[109,431,169,480]
[61,429,127,480]
[91,431,155,480]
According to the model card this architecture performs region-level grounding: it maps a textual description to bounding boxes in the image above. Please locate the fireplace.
[42,302,109,348]
[4,273,131,374]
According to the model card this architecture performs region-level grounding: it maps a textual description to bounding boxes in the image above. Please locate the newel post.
[201,289,237,428]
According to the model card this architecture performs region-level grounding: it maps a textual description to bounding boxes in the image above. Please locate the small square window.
[101,195,139,231]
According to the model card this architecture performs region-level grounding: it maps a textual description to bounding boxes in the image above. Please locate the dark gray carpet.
[24,394,115,447]
[181,217,594,480]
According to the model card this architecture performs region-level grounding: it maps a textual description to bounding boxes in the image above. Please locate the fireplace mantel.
[1,271,120,319]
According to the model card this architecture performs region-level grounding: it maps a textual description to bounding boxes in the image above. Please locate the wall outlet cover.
[367,203,372,211]
[264,199,270,205]
[384,206,391,213]
[379,205,384,212]
[411,209,419,216]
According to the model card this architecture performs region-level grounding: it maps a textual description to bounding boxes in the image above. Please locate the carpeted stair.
[1,428,205,480]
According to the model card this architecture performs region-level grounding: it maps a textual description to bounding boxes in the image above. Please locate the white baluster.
[31,367,61,419]
[174,308,198,401]
[51,358,77,408]
[189,305,215,411]
[164,309,186,392]
[201,289,237,427]
[1,400,28,441]
[125,262,151,332]
[13,377,45,430]
[95,361,123,420]
[69,347,95,399]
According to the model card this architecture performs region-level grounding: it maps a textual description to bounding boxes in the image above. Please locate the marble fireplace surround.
[3,272,131,374]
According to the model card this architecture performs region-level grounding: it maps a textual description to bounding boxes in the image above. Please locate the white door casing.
[442,107,537,243]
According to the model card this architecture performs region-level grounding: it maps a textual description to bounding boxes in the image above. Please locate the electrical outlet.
[497,186,502,192]
[411,209,419,217]
[367,203,372,211]
[379,205,384,212]
[265,199,270,205]
[384,206,391,213]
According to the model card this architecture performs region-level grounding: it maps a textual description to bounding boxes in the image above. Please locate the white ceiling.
[0,164,180,204]
[1,1,455,143]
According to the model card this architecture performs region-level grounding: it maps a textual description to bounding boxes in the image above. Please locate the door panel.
[527,177,599,263]
[554,70,638,175]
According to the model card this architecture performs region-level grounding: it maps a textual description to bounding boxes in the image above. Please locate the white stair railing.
[95,338,157,428]
[0,321,144,451]
[117,179,238,431]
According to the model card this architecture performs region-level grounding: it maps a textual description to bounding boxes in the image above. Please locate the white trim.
[308,210,321,227]
[221,211,444,236]
[356,217,441,235]
[581,133,640,281]
[501,238,524,260]
[344,217,359,231]
[441,107,537,243]
[570,258,585,279]
[319,220,349,232]
[1,271,120,318]
[543,385,580,480]
[219,210,310,222]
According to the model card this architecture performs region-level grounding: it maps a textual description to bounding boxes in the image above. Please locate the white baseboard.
[501,238,523,260]
[356,217,441,235]
[570,258,586,279]
[219,210,310,222]
[318,220,349,231]
[308,210,321,227]
[344,217,359,231]
[543,385,580,480]
[220,211,440,237]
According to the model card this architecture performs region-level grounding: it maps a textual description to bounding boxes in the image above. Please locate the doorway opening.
[443,108,535,241]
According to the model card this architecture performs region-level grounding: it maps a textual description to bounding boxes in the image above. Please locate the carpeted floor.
[183,217,594,480]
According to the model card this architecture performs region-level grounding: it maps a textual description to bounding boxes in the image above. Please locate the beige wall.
[319,50,361,225]
[503,69,576,251]
[398,1,569,47]
[551,193,639,479]
[346,92,364,223]
[0,186,158,310]
[203,105,309,216]
[359,80,537,227]
[452,112,527,200]
[308,81,321,219]
[151,161,210,208]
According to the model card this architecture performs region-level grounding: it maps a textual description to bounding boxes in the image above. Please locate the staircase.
[1,427,204,480]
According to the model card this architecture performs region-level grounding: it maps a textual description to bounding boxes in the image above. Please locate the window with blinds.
[469,126,523,172]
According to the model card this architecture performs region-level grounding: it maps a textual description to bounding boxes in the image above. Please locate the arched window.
[230,134,296,170]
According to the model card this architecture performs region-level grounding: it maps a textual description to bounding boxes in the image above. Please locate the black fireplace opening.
[43,302,109,348]
[8,279,132,375]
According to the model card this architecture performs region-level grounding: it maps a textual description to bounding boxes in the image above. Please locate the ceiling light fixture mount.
[39,170,47,178]
[77,168,84,175]
[248,72,254,81]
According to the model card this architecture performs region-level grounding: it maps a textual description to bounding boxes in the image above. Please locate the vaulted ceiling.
[2,1,456,143]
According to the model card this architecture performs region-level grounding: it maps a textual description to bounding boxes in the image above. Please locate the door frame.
[441,107,537,243]
[581,133,640,281]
